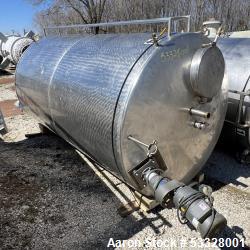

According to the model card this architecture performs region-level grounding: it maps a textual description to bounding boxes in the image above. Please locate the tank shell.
[217,38,250,95]
[0,35,33,68]
[16,32,227,196]
[217,38,250,148]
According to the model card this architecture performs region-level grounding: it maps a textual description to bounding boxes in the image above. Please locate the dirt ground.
[0,73,249,249]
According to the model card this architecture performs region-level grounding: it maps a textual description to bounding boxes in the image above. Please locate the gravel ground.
[0,74,249,249]
[0,82,17,101]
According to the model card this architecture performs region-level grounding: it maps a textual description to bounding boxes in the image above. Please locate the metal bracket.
[226,89,250,128]
[202,26,223,48]
[0,109,7,134]
[0,58,11,70]
[128,155,167,189]
[0,32,7,42]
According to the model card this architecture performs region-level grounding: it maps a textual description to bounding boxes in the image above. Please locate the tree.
[28,0,250,35]
[28,0,107,34]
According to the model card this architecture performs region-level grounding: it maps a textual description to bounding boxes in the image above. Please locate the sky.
[0,0,46,35]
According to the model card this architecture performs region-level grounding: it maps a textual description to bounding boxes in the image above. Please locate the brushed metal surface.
[217,38,250,148]
[16,32,227,196]
[49,33,151,172]
[114,33,227,195]
[16,36,82,127]
[17,33,152,176]
[217,38,250,99]
[190,46,224,98]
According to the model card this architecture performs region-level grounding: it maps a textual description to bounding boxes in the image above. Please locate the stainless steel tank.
[216,38,250,149]
[202,20,250,151]
[16,20,227,197]
[0,32,34,69]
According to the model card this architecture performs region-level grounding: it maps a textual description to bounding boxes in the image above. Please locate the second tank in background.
[203,20,250,157]
[0,31,34,70]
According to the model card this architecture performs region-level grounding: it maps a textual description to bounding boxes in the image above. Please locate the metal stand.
[0,109,7,134]
[133,191,159,212]
[25,124,54,138]
[226,89,250,129]
[237,148,250,164]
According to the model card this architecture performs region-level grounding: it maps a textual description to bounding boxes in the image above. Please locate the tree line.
[28,0,250,35]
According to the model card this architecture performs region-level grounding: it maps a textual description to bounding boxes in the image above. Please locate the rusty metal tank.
[15,18,227,196]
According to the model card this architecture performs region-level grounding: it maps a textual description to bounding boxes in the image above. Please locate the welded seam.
[111,42,154,180]
[47,37,83,131]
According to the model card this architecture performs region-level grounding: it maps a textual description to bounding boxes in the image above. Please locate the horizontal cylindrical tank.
[229,31,250,38]
[217,38,250,148]
[16,32,227,196]
[0,33,34,69]
[202,20,250,150]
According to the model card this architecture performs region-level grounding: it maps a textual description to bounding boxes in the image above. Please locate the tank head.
[11,37,34,64]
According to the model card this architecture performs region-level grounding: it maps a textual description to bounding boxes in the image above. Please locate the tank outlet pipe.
[144,170,227,238]
[190,108,210,119]
[181,108,211,119]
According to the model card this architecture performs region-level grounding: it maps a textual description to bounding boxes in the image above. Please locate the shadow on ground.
[0,134,172,249]
[204,142,250,192]
[0,134,249,249]
[0,69,14,76]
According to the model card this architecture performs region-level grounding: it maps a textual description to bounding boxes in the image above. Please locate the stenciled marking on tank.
[160,47,188,61]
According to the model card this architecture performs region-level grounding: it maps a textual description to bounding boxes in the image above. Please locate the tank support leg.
[0,109,7,135]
